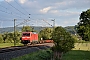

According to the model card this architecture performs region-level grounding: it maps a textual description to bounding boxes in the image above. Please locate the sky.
[0,0,90,28]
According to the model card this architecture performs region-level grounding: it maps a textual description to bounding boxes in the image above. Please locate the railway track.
[0,43,51,53]
[0,46,27,53]
[0,43,54,60]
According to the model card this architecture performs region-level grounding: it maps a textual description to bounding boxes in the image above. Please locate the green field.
[73,43,90,51]
[0,43,23,48]
[62,43,90,60]
[62,50,90,60]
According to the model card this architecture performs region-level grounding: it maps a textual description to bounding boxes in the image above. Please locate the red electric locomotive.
[21,32,38,44]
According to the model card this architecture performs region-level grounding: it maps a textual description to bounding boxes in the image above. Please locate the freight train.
[21,32,53,45]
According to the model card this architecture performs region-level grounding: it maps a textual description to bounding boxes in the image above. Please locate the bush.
[52,26,75,53]
[12,49,52,60]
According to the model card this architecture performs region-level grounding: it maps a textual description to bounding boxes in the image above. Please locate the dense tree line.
[39,27,53,40]
[0,31,21,43]
[0,26,33,43]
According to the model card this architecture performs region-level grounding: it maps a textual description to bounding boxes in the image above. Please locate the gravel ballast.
[0,46,49,60]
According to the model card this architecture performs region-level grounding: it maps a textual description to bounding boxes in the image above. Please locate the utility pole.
[51,19,55,28]
[14,19,16,46]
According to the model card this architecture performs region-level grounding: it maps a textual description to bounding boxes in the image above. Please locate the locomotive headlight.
[27,37,30,38]
[22,37,25,38]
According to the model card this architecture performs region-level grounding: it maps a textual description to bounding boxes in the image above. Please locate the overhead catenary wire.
[0,4,7,9]
[16,20,30,27]
[0,5,23,19]
[43,19,53,27]
[0,1,51,27]
[14,0,29,14]
[0,1,31,29]
[0,9,23,19]
[14,0,43,18]
[0,19,14,21]
[0,4,25,19]
[4,0,28,18]
[0,9,12,15]
[0,1,43,20]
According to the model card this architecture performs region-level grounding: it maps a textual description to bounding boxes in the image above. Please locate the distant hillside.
[0,27,21,33]
[0,26,49,33]
[64,26,77,34]
[0,26,77,34]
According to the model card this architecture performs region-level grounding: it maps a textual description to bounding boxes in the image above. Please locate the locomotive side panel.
[31,33,38,44]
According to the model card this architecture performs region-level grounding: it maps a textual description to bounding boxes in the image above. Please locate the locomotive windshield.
[22,33,30,36]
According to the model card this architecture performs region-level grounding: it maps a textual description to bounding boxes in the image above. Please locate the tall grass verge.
[11,49,52,60]
[62,50,90,60]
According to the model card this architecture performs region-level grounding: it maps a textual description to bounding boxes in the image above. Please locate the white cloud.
[0,0,90,27]
[19,0,28,4]
[5,0,13,2]
[40,7,52,13]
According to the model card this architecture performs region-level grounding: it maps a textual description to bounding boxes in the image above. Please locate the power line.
[0,9,11,15]
[0,9,23,18]
[4,0,28,18]
[0,20,13,21]
[0,4,22,18]
[43,19,53,27]
[0,4,24,19]
[14,0,29,14]
[16,20,30,27]
[0,4,7,10]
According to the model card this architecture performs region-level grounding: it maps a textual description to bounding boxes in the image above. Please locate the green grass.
[62,50,90,60]
[0,43,23,48]
[62,43,90,60]
[1,42,90,60]
[11,49,52,60]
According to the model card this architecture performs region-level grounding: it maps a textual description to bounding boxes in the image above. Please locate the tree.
[2,32,9,43]
[77,9,90,41]
[51,26,75,60]
[2,31,21,43]
[14,31,21,43]
[22,26,33,32]
[0,34,3,43]
[39,27,53,40]
[3,32,14,43]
